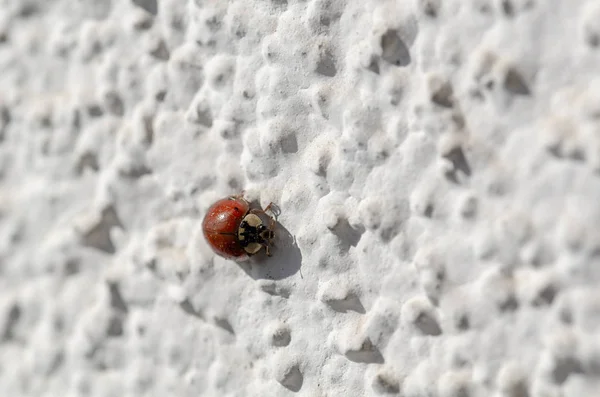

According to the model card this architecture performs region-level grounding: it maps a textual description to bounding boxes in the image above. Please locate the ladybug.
[202,195,276,260]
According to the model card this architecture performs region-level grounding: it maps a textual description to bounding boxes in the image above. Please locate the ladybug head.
[238,213,275,256]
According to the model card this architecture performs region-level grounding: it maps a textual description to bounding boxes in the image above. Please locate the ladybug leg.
[264,202,273,213]
[264,202,281,218]
[249,208,269,218]
[268,214,276,231]
[229,193,249,205]
[250,203,280,220]
[266,220,275,256]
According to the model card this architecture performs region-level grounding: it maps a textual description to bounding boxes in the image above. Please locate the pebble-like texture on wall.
[1,0,600,396]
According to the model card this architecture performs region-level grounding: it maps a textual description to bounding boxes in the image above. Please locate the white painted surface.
[1,0,599,396]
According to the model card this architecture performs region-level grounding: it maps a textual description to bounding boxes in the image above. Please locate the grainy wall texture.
[1,0,600,396]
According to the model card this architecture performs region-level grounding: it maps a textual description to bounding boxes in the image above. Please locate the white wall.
[0,0,599,396]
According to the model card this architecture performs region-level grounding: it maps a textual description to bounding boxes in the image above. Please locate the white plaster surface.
[1,0,600,396]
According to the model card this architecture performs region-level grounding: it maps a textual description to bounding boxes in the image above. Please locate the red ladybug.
[202,195,276,260]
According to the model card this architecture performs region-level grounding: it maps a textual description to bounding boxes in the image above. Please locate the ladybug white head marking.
[243,213,262,227]
[245,242,263,254]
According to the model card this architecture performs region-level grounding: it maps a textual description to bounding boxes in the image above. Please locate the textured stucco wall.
[1,0,600,396]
